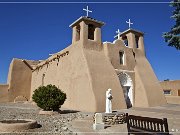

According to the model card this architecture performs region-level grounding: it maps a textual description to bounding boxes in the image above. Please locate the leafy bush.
[32,84,66,111]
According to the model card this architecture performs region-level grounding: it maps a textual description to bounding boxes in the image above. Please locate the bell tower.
[69,16,105,46]
[120,29,145,55]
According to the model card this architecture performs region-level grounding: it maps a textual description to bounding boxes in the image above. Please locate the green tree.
[163,0,180,50]
[32,84,66,111]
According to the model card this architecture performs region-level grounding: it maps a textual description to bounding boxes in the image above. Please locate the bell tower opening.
[135,35,139,48]
[122,35,128,46]
[88,24,95,40]
[76,25,80,41]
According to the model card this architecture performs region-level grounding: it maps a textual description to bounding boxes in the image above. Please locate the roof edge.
[69,16,105,28]
[120,28,144,36]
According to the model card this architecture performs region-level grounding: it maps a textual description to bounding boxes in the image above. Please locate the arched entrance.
[118,72,133,108]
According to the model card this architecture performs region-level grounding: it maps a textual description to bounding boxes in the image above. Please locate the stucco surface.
[31,44,98,112]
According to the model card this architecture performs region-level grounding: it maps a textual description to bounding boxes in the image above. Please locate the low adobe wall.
[0,84,9,102]
[160,80,180,96]
[165,96,180,104]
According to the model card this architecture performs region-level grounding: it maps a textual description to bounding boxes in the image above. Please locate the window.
[42,73,45,86]
[88,24,95,40]
[119,51,125,65]
[163,90,171,95]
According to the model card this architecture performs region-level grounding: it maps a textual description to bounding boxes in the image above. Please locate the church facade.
[0,16,167,112]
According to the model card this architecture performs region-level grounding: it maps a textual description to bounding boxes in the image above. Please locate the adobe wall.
[0,84,9,102]
[160,80,180,104]
[82,40,127,111]
[160,80,180,96]
[31,39,127,112]
[31,43,98,112]
[7,59,32,102]
[134,49,167,107]
[165,96,180,104]
[103,40,135,71]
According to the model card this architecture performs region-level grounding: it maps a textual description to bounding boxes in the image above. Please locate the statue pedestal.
[93,113,104,130]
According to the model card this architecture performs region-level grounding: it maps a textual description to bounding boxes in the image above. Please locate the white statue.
[106,88,113,113]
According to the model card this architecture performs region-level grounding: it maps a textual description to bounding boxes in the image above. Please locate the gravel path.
[0,102,93,135]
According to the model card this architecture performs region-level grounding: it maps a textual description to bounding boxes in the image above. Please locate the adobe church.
[0,9,167,112]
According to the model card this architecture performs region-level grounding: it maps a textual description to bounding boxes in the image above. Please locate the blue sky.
[0,0,179,83]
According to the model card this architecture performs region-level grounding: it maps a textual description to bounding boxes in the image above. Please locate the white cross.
[126,19,133,29]
[83,6,92,17]
[114,29,121,39]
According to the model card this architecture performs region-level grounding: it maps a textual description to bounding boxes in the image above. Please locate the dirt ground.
[0,102,180,135]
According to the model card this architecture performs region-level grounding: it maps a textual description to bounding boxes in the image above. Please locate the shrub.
[32,84,66,111]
